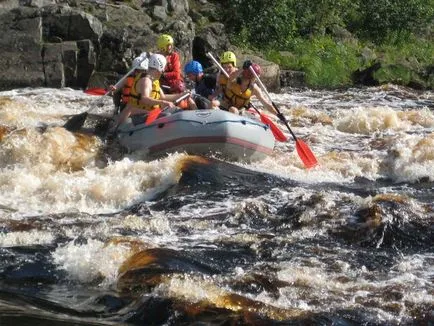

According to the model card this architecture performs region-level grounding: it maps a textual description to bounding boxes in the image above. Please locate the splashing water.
[0,86,433,325]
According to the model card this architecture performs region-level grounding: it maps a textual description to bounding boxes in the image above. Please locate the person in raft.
[214,51,238,113]
[110,52,149,114]
[110,53,189,130]
[183,60,220,110]
[222,60,277,115]
[156,34,185,94]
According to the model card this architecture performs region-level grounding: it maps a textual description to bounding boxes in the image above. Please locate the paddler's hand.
[276,112,286,122]
[163,100,176,108]
[108,85,117,95]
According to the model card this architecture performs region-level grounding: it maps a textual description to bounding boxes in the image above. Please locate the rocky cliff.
[0,0,281,92]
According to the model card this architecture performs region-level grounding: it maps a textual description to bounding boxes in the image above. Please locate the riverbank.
[266,35,433,90]
[0,0,432,91]
[217,0,433,90]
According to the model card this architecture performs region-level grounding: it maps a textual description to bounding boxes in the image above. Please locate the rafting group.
[73,34,317,167]
[105,34,281,132]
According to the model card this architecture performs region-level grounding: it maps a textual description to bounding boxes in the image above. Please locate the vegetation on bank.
[217,0,434,89]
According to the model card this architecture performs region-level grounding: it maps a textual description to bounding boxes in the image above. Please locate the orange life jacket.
[121,76,134,104]
[178,98,189,110]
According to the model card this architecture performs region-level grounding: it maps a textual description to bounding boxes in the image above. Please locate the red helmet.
[242,63,262,79]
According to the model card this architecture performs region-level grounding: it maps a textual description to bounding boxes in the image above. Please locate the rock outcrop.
[0,0,281,92]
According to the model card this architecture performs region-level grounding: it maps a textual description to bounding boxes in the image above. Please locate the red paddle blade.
[84,88,107,96]
[145,108,162,125]
[259,114,287,142]
[295,139,318,169]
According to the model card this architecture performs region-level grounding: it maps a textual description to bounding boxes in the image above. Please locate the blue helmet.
[184,60,203,75]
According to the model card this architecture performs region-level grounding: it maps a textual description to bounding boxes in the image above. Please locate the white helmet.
[132,53,149,70]
[137,58,149,70]
[148,53,167,72]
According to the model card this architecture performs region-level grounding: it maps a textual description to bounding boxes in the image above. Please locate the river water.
[0,85,433,325]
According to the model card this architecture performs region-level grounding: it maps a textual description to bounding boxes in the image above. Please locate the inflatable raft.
[116,109,275,161]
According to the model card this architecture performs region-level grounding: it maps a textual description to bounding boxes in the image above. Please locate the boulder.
[0,0,281,92]
[237,54,280,93]
[0,8,45,89]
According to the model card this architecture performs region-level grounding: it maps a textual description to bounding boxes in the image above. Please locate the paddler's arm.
[139,77,175,108]
[252,84,278,115]
[161,91,190,102]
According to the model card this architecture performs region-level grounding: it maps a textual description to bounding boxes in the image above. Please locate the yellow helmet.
[220,51,237,66]
[157,34,174,51]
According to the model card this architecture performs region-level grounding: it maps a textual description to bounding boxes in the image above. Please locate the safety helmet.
[132,55,148,70]
[220,51,237,66]
[184,60,203,75]
[148,53,167,72]
[157,34,174,51]
[242,63,262,79]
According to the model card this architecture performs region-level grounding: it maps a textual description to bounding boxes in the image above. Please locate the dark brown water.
[0,86,433,325]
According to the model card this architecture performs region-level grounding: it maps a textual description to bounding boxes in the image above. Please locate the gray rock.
[237,54,281,92]
[42,6,103,42]
[62,41,79,87]
[0,0,281,91]
[280,70,306,88]
[43,43,65,88]
[0,8,44,89]
[152,5,167,20]
[168,0,188,16]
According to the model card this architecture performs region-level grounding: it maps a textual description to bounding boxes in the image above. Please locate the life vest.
[128,73,161,111]
[178,98,189,110]
[225,78,253,108]
[121,76,134,104]
[218,74,228,95]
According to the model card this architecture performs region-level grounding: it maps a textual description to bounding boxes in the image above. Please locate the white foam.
[52,239,131,285]
[0,230,54,247]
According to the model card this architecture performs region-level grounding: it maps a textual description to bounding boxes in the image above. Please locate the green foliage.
[347,0,434,43]
[220,0,433,47]
[374,65,413,85]
[219,0,433,88]
[378,35,434,68]
[292,0,359,36]
[266,37,363,88]
[374,35,434,87]
[220,0,297,49]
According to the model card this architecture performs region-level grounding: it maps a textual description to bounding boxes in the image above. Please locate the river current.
[0,85,433,325]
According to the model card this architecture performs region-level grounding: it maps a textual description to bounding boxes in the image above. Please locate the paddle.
[248,102,287,142]
[206,52,287,142]
[64,63,142,132]
[84,87,107,96]
[144,92,191,126]
[248,65,318,168]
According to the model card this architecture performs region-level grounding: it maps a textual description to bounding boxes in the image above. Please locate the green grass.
[265,36,363,88]
[263,35,433,89]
